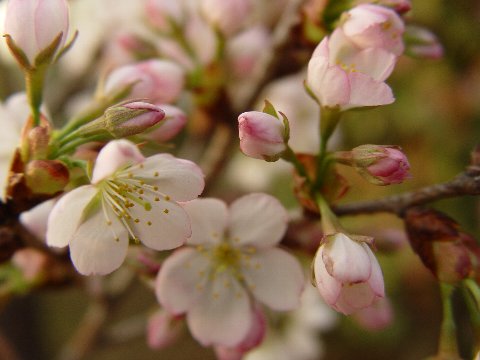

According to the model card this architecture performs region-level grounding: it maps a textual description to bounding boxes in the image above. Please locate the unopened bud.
[405,25,443,60]
[4,0,70,67]
[104,102,165,138]
[25,159,69,195]
[238,110,287,161]
[347,145,410,185]
[19,113,52,162]
[104,60,185,103]
[200,0,252,36]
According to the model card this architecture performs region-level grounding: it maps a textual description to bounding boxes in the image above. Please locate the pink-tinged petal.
[156,248,210,314]
[350,48,397,81]
[353,297,393,331]
[365,245,385,297]
[313,246,342,306]
[307,58,350,108]
[322,233,372,283]
[344,72,394,110]
[229,193,288,248]
[69,202,129,275]
[183,198,228,245]
[5,0,37,62]
[311,36,330,58]
[129,196,191,251]
[91,140,145,184]
[338,282,376,313]
[20,198,56,241]
[34,0,69,53]
[343,6,387,36]
[131,153,204,202]
[242,248,304,310]
[46,185,97,248]
[187,273,251,347]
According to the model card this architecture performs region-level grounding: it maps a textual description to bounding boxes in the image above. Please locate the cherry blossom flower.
[46,139,204,275]
[313,233,385,314]
[156,194,304,347]
[200,0,252,36]
[306,29,396,110]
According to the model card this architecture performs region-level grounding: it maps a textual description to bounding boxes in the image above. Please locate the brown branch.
[333,167,480,217]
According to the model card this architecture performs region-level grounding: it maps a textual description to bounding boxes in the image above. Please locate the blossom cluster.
[2,0,472,360]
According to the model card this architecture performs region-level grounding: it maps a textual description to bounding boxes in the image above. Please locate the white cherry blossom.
[155,194,305,347]
[46,139,204,275]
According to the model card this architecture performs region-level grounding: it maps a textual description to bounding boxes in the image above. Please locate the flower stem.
[281,146,307,179]
[315,107,342,189]
[316,193,343,234]
[437,283,460,359]
[25,66,47,127]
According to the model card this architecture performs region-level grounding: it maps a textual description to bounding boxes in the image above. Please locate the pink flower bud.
[147,310,182,349]
[104,101,166,138]
[104,60,185,103]
[341,4,405,55]
[351,145,410,185]
[200,0,252,36]
[214,305,266,359]
[145,0,184,32]
[405,25,443,60]
[4,0,69,64]
[238,111,287,161]
[142,104,187,143]
[227,26,272,78]
[313,233,385,315]
[12,248,48,281]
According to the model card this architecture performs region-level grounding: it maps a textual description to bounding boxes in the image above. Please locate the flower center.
[211,242,241,273]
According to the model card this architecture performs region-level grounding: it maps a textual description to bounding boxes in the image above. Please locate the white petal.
[128,195,191,251]
[365,245,385,297]
[322,234,372,283]
[156,248,211,314]
[91,140,145,184]
[131,153,204,201]
[183,198,228,245]
[349,48,396,81]
[187,272,251,347]
[20,198,56,241]
[229,193,288,248]
[313,246,342,306]
[69,202,129,275]
[242,248,304,311]
[46,185,97,248]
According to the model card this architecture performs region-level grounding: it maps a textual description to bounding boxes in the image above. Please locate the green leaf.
[262,100,278,119]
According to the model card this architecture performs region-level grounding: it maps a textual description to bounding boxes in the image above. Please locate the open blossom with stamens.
[156,194,304,347]
[313,233,384,315]
[46,140,204,276]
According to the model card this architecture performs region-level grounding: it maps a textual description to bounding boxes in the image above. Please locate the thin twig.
[333,168,480,217]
